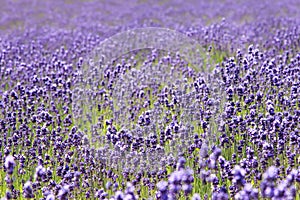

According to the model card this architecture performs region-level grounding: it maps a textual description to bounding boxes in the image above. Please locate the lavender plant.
[0,0,300,199]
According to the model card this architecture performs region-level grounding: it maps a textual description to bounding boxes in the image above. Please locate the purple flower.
[4,155,15,175]
[232,166,246,187]
[57,185,70,200]
[23,181,34,198]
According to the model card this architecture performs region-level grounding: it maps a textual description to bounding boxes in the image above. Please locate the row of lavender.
[1,0,300,199]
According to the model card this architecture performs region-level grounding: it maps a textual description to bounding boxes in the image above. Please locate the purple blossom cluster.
[0,0,300,199]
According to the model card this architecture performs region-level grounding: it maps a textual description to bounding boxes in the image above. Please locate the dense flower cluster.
[0,0,300,199]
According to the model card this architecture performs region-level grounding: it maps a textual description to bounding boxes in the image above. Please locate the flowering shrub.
[0,0,300,199]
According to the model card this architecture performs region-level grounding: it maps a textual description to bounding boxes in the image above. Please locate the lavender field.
[0,0,300,199]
